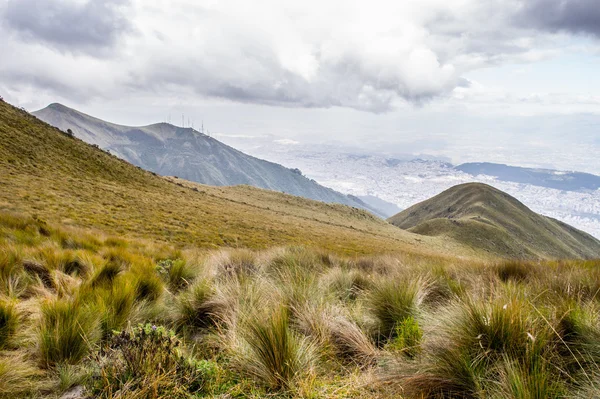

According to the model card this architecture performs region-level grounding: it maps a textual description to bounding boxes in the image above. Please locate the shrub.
[239,305,315,391]
[90,324,212,398]
[386,316,422,358]
[38,297,101,366]
[0,299,18,349]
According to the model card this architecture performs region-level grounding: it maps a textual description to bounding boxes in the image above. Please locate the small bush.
[0,299,18,349]
[91,324,211,398]
[38,297,101,366]
[386,316,422,358]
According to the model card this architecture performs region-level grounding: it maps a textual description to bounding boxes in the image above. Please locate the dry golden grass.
[0,211,600,398]
[0,99,484,259]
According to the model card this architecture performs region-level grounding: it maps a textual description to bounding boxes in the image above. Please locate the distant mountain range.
[388,182,600,259]
[33,103,394,218]
[455,162,600,192]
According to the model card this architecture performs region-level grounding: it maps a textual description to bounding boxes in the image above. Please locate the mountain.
[0,99,472,257]
[352,195,402,217]
[456,162,600,192]
[32,103,388,217]
[388,182,600,259]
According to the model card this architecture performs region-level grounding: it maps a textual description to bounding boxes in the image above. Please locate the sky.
[1,0,600,172]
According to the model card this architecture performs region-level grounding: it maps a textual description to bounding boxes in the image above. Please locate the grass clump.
[0,354,38,398]
[238,305,315,391]
[0,299,18,349]
[157,258,197,291]
[93,279,137,338]
[369,278,423,343]
[175,279,222,331]
[38,296,100,366]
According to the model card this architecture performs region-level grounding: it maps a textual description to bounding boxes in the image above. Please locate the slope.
[0,99,474,257]
[388,182,600,259]
[33,103,387,216]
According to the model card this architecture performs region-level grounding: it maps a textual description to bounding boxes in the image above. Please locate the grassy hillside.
[2,211,600,398]
[33,103,382,215]
[388,183,600,259]
[0,100,471,258]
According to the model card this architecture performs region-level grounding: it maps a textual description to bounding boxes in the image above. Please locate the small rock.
[60,385,86,399]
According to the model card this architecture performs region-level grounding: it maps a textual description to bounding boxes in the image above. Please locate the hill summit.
[388,182,600,259]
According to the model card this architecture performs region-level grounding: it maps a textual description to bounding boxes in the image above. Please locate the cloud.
[1,0,133,54]
[515,0,600,37]
[1,0,599,113]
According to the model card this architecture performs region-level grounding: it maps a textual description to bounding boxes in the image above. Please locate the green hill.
[0,99,472,258]
[387,182,600,259]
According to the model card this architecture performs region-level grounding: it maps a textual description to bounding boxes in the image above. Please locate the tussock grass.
[369,278,424,343]
[0,354,39,398]
[175,278,223,331]
[237,304,315,391]
[0,298,18,349]
[38,296,101,366]
[1,211,600,397]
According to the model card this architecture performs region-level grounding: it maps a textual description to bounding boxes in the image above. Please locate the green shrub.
[386,316,422,358]
[38,297,100,366]
[90,324,211,398]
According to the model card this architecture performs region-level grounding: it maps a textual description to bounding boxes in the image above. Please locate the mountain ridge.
[33,103,389,217]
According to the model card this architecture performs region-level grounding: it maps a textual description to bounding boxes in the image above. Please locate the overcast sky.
[1,0,600,171]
